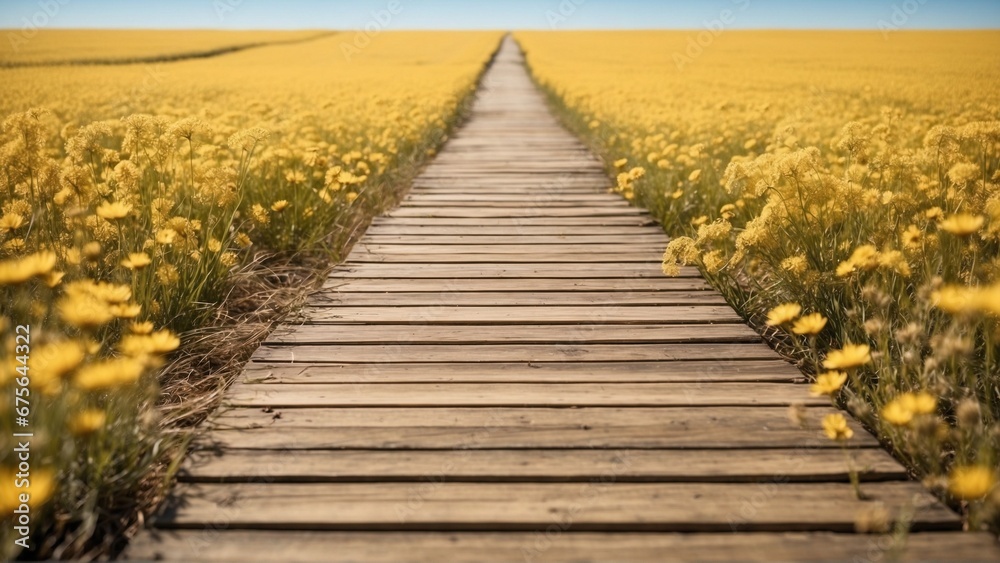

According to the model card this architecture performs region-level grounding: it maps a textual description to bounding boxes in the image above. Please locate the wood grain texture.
[154,481,958,532]
[127,531,1000,562]
[223,382,825,408]
[179,448,907,483]
[239,359,806,384]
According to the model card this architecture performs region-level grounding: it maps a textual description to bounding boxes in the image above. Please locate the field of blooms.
[0,30,500,557]
[0,29,325,65]
[518,30,1000,526]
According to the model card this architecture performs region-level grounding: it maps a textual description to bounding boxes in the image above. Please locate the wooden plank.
[330,264,700,278]
[346,252,664,263]
[398,200,631,208]
[308,292,726,306]
[300,305,743,324]
[266,323,751,344]
[153,481,959,532]
[179,448,906,483]
[321,278,711,292]
[224,383,823,408]
[240,359,806,384]
[355,244,665,254]
[126,531,1000,563]
[386,207,643,218]
[252,343,776,363]
[363,225,660,236]
[360,235,668,244]
[206,406,878,449]
[370,217,654,226]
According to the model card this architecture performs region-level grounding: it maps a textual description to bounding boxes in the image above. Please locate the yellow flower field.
[518,30,1000,522]
[1,29,325,65]
[0,30,500,557]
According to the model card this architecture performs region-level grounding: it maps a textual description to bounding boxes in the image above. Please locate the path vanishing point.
[127,36,998,562]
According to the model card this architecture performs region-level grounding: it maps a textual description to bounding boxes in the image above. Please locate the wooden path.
[128,37,998,561]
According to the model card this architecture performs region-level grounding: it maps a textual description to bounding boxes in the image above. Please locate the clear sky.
[1,0,998,30]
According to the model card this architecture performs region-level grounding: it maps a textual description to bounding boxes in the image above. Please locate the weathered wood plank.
[178,448,907,483]
[330,263,699,278]
[205,406,878,449]
[266,323,751,344]
[356,243,665,254]
[253,343,776,363]
[346,251,665,263]
[386,207,643,218]
[306,291,727,306]
[153,482,959,532]
[370,216,656,226]
[300,305,743,324]
[360,234,668,244]
[224,383,822,408]
[126,531,1000,563]
[239,359,806,384]
[363,225,664,236]
[322,278,710,292]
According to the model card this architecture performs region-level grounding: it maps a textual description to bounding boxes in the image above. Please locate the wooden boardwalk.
[128,37,998,561]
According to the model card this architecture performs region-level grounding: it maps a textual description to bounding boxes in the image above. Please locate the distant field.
[0,29,328,65]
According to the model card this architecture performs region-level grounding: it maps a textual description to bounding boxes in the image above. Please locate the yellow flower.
[119,329,180,356]
[947,465,996,500]
[234,232,253,249]
[836,245,880,277]
[901,225,922,249]
[792,312,827,335]
[882,399,914,426]
[64,279,132,304]
[58,294,115,329]
[28,340,87,395]
[0,468,55,516]
[0,251,58,285]
[688,169,702,182]
[670,189,684,199]
[900,391,937,415]
[155,228,177,245]
[613,157,628,168]
[121,252,151,270]
[0,213,25,232]
[129,321,155,334]
[766,303,801,326]
[810,371,847,396]
[932,284,1000,316]
[877,250,911,277]
[73,358,146,391]
[69,409,107,436]
[822,413,854,441]
[924,207,944,220]
[284,170,306,184]
[95,200,132,221]
[271,200,290,212]
[207,238,223,253]
[938,213,984,236]
[110,303,142,319]
[823,343,871,370]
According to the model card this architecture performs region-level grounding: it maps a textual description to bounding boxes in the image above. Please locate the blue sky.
[1,0,998,30]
